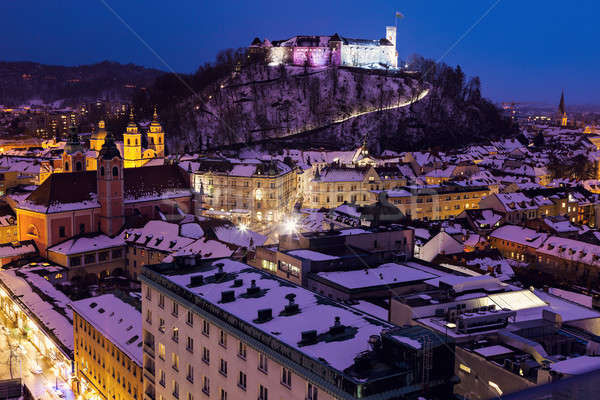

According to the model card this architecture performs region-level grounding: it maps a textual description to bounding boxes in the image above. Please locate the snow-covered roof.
[161,259,400,373]
[287,249,339,261]
[315,263,438,289]
[71,294,142,365]
[474,345,513,358]
[48,234,124,255]
[489,225,548,248]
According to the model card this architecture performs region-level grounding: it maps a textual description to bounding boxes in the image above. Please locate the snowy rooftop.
[489,225,548,248]
[146,259,410,376]
[287,249,340,261]
[0,265,73,355]
[314,263,438,289]
[48,234,124,255]
[71,294,143,365]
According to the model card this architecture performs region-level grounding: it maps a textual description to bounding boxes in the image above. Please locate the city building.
[250,26,398,68]
[140,257,455,400]
[190,157,297,225]
[71,294,143,400]
[385,184,491,220]
[13,135,191,256]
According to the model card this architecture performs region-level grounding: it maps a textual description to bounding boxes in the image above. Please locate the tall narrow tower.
[559,91,567,127]
[123,109,142,168]
[386,26,398,68]
[147,107,165,158]
[97,133,124,236]
[62,125,86,173]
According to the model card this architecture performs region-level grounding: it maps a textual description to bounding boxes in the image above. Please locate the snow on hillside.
[176,65,429,149]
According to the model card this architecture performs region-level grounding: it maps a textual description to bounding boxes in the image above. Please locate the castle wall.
[340,44,396,68]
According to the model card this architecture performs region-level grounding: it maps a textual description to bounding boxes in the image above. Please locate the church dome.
[92,120,108,140]
[64,126,84,155]
[99,132,122,160]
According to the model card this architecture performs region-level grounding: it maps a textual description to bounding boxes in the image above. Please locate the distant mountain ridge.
[0,60,164,106]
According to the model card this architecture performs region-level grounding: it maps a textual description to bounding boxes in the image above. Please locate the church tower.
[123,109,142,168]
[386,26,398,68]
[90,120,108,152]
[559,91,568,127]
[147,107,165,158]
[97,133,124,236]
[62,126,86,173]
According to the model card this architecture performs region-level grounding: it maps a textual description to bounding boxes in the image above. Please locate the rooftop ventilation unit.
[189,275,204,287]
[220,290,235,303]
[246,280,260,296]
[282,293,300,315]
[255,308,273,323]
[232,279,243,287]
[329,316,345,336]
[300,330,318,345]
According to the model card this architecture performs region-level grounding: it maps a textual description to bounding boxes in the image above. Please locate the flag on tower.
[396,11,405,18]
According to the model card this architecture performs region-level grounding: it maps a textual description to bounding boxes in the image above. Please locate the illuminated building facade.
[251,26,398,68]
[192,158,297,225]
[72,294,143,400]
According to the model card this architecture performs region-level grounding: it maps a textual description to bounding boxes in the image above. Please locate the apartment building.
[71,294,144,400]
[304,165,407,209]
[385,184,491,220]
[191,158,297,225]
[140,258,455,400]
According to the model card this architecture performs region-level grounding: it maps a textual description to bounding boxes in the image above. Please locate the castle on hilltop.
[250,26,398,69]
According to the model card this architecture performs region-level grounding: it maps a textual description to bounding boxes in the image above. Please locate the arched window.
[112,166,119,177]
[127,139,131,146]
[76,161,82,171]
[159,137,162,144]
[26,225,38,237]
[64,162,69,171]
[100,166,105,176]
[150,137,154,145]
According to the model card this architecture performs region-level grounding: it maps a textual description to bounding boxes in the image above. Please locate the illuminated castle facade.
[250,26,398,68]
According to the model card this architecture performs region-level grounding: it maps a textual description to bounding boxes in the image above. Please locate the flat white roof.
[474,345,513,358]
[316,263,437,289]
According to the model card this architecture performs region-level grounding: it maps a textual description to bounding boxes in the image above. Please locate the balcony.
[143,366,155,384]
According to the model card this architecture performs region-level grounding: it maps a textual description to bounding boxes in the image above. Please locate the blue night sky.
[1,0,597,105]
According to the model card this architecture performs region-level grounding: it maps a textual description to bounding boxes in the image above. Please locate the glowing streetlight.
[238,223,248,233]
[283,216,299,234]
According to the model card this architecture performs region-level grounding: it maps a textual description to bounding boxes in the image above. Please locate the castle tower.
[90,120,108,151]
[386,26,397,47]
[147,107,165,158]
[123,109,142,168]
[97,133,124,236]
[62,125,86,173]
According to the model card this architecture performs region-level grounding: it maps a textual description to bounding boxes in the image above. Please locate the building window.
[158,369,165,387]
[111,249,122,259]
[172,380,179,399]
[112,166,119,177]
[171,353,179,371]
[186,336,193,353]
[70,256,82,267]
[281,367,292,388]
[158,294,164,309]
[159,318,165,333]
[59,226,66,238]
[219,330,227,347]
[307,383,318,400]
[186,310,193,326]
[84,253,96,264]
[158,343,165,360]
[98,251,108,262]
[172,302,179,317]
[79,223,85,234]
[172,327,179,343]
[202,320,210,336]
[220,389,227,400]
[202,347,210,364]
[219,359,228,376]
[100,166,105,176]
[238,342,247,359]
[259,385,268,400]
[258,353,268,373]
[202,376,210,395]
[186,364,194,383]
[26,225,38,237]
[238,371,246,390]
